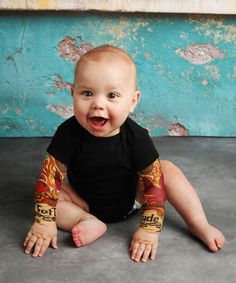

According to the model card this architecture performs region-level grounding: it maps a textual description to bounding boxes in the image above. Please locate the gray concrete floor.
[0,137,235,283]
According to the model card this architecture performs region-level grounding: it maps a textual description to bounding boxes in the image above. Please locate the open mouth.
[90,117,108,127]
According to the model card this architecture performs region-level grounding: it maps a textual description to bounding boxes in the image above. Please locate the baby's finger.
[25,235,37,254]
[141,244,152,262]
[32,238,44,258]
[51,234,58,249]
[130,241,140,260]
[24,231,32,246]
[150,242,158,260]
[133,243,146,262]
[38,238,51,257]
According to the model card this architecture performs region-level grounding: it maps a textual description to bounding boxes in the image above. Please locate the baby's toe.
[208,240,219,252]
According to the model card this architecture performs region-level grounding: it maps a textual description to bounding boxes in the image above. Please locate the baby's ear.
[130,91,141,113]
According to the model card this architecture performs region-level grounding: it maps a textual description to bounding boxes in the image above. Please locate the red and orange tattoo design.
[35,155,66,224]
[138,160,166,233]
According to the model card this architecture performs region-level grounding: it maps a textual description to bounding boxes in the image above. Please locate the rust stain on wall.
[176,44,225,65]
[168,123,189,136]
[57,36,93,63]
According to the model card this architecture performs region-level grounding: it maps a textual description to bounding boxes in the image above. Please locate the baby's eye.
[82,91,93,97]
[107,92,118,99]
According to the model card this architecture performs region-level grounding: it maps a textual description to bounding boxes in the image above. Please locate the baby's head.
[72,45,140,137]
[75,45,137,90]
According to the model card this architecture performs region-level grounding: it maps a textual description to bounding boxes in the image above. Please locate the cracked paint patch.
[226,66,236,79]
[201,79,209,86]
[95,17,149,43]
[54,75,73,91]
[2,105,9,114]
[58,36,93,63]
[15,108,22,115]
[130,112,168,135]
[47,104,73,119]
[190,15,236,45]
[176,44,225,65]
[204,65,221,79]
[168,123,189,136]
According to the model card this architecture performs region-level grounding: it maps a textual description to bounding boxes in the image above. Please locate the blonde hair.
[75,45,137,87]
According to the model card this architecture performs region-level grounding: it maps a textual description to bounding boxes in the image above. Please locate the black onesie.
[47,116,159,223]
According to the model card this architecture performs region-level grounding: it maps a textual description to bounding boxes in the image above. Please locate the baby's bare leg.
[56,181,107,247]
[160,160,225,252]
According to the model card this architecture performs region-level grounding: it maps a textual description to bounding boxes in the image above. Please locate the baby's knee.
[160,160,183,178]
[99,221,107,234]
[160,160,175,171]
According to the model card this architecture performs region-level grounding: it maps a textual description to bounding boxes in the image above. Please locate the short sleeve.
[47,117,76,166]
[125,118,159,171]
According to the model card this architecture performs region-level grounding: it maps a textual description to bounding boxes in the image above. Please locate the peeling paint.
[226,66,236,79]
[57,36,93,63]
[144,51,151,59]
[168,123,189,136]
[47,92,55,96]
[1,13,236,137]
[97,18,130,40]
[176,44,225,65]
[191,16,236,44]
[54,75,73,91]
[232,66,236,78]
[15,108,21,115]
[204,65,221,79]
[47,104,74,119]
[2,105,8,114]
[94,17,149,46]
[201,79,209,86]
[231,66,236,78]
[2,0,236,14]
[130,112,168,134]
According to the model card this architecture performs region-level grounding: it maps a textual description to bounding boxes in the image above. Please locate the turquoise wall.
[1,12,236,137]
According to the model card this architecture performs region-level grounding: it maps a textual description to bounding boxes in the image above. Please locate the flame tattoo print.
[138,160,166,233]
[35,155,66,224]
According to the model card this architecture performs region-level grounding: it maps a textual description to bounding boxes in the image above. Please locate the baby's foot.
[71,219,107,247]
[189,223,225,252]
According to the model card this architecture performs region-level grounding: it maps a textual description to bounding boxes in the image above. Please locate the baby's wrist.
[139,208,164,233]
[35,203,56,223]
[137,226,161,235]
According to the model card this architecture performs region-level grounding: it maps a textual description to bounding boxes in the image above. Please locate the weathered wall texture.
[1,0,236,14]
[0,12,236,137]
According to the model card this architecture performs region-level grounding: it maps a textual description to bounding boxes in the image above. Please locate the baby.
[24,45,225,262]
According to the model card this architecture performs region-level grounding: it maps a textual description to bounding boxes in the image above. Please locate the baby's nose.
[91,97,105,110]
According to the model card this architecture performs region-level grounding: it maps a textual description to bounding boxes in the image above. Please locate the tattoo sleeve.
[35,155,66,224]
[138,159,166,233]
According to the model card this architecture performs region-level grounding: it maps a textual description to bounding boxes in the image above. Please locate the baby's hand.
[24,221,57,257]
[130,228,158,262]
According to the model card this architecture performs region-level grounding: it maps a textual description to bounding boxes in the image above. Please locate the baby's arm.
[24,155,66,257]
[130,159,166,262]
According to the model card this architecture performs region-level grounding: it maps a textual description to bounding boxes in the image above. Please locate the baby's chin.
[87,126,120,138]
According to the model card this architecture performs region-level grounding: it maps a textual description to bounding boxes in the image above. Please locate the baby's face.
[72,56,140,137]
